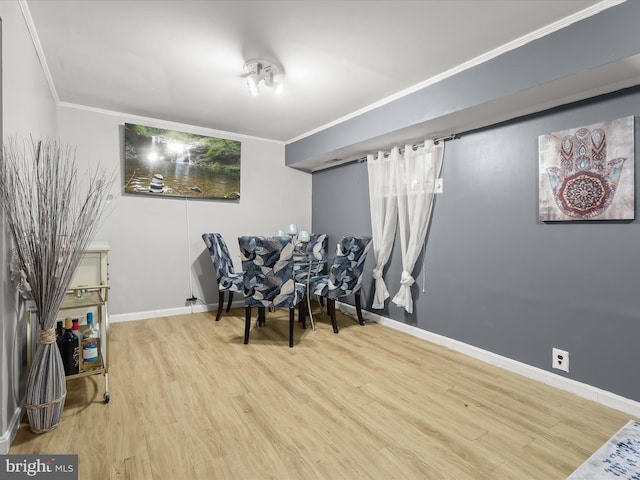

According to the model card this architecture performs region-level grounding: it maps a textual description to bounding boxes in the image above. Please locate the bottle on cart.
[56,320,64,358]
[61,316,79,376]
[72,318,80,339]
[81,312,101,371]
[71,318,82,370]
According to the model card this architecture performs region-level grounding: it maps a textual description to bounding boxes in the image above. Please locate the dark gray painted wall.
[312,87,640,402]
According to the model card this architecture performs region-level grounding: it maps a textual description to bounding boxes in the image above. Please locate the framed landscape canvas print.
[123,123,241,200]
[538,116,634,221]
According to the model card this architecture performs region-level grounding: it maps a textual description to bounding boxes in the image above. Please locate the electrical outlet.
[434,178,443,194]
[552,348,569,372]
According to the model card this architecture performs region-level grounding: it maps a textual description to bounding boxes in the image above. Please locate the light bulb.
[247,75,259,96]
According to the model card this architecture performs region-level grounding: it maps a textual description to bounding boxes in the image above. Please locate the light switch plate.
[435,178,443,194]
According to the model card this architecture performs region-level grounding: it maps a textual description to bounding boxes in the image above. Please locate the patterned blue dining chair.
[294,233,328,282]
[202,233,244,321]
[308,236,372,333]
[238,236,307,347]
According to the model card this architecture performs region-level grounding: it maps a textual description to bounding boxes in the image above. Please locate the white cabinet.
[26,241,111,403]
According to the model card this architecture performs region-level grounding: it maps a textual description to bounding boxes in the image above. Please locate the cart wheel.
[104,393,110,404]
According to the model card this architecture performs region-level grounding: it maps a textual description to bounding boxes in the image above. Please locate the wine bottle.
[56,320,64,359]
[61,316,79,375]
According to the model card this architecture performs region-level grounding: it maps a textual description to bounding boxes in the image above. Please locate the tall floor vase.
[25,329,67,434]
[0,137,114,433]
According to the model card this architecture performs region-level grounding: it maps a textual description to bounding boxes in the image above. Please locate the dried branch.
[0,136,115,433]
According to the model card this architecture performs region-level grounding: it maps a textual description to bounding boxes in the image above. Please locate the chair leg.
[244,307,251,344]
[327,298,339,334]
[355,294,365,326]
[298,299,309,325]
[216,291,225,321]
[226,291,234,312]
[258,307,266,326]
[289,308,295,348]
[298,301,307,329]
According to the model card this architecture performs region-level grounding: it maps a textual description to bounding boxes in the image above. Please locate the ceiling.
[25,0,612,144]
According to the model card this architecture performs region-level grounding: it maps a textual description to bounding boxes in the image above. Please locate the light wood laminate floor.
[10,305,636,479]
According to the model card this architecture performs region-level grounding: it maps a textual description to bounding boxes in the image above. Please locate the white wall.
[0,0,311,451]
[56,106,312,320]
[0,1,57,453]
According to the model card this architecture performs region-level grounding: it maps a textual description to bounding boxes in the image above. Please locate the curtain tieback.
[372,268,383,280]
[400,270,414,287]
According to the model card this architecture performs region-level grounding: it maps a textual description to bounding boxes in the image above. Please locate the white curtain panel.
[367,148,399,308]
[392,140,444,313]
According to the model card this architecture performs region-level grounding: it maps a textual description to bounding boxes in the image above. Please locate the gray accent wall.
[312,87,640,403]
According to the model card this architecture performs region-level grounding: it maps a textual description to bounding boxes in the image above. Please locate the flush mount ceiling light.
[243,59,283,96]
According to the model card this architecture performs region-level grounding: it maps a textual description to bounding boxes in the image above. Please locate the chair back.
[294,233,328,281]
[308,233,328,262]
[202,233,237,287]
[238,236,299,308]
[327,236,372,297]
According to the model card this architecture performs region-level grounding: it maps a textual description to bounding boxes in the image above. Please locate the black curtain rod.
[356,133,458,164]
[433,133,457,145]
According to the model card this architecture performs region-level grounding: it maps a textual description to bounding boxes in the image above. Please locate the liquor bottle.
[72,318,80,339]
[71,318,82,370]
[56,320,65,358]
[61,316,79,375]
[81,312,101,371]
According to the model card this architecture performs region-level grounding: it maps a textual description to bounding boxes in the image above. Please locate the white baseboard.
[109,300,245,323]
[0,406,23,454]
[337,302,640,419]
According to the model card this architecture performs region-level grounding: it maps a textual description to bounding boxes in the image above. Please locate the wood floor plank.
[110,447,154,480]
[9,308,638,479]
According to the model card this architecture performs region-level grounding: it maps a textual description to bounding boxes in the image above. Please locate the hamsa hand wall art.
[538,116,634,221]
